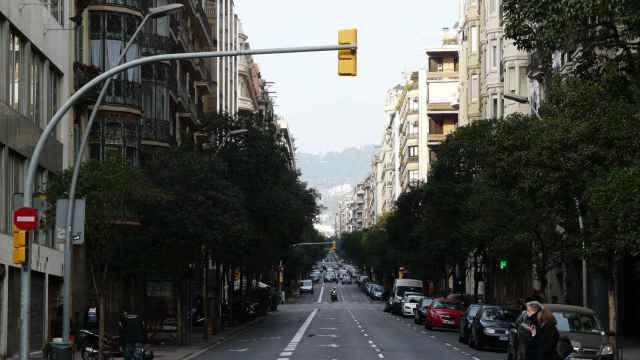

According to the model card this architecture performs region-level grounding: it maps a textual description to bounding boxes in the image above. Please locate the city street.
[193,282,505,360]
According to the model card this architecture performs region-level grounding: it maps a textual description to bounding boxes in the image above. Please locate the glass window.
[409,121,419,136]
[409,170,420,185]
[408,97,419,113]
[9,30,22,111]
[491,42,497,69]
[471,75,479,102]
[519,66,529,96]
[50,0,63,25]
[489,0,497,14]
[508,67,516,94]
[553,312,603,334]
[48,69,60,122]
[30,54,42,125]
[408,146,418,158]
[471,26,478,53]
[90,12,104,69]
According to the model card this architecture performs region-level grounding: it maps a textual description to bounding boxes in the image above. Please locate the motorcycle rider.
[330,288,338,302]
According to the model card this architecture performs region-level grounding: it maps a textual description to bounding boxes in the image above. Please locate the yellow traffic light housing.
[338,29,357,76]
[12,225,27,265]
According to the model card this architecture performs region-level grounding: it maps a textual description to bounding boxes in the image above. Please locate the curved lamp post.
[59,3,185,343]
[19,40,356,359]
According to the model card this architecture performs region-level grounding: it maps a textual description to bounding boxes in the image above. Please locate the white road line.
[280,352,292,356]
[472,357,480,360]
[292,309,318,343]
[378,354,385,359]
[445,343,451,347]
[453,347,459,351]
[317,286,324,303]
[276,358,289,360]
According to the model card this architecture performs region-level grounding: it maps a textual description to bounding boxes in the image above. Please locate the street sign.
[55,199,86,245]
[13,207,38,231]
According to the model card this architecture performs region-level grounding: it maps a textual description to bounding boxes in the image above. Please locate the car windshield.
[553,312,603,334]
[302,280,312,286]
[397,287,423,296]
[432,301,463,310]
[481,307,520,322]
[421,298,433,307]
[373,285,384,291]
[406,295,424,303]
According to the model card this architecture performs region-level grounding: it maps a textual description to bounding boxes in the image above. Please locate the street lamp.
[202,128,248,157]
[19,34,357,360]
[59,3,184,344]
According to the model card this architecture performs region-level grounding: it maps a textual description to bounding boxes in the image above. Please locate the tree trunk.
[473,255,479,299]
[608,257,618,348]
[98,294,105,360]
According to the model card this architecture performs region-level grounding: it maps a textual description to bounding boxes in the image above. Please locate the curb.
[176,316,268,360]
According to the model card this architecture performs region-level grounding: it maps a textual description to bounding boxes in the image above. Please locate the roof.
[544,304,597,314]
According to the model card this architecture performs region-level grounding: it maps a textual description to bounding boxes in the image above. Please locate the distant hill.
[296,145,378,236]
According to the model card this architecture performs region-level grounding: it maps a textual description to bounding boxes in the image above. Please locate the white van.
[385,279,423,314]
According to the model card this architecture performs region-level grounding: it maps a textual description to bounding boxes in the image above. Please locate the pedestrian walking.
[523,301,560,360]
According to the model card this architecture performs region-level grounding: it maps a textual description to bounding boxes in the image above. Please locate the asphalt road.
[193,282,507,360]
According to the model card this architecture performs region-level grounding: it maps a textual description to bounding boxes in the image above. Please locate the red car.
[425,298,465,330]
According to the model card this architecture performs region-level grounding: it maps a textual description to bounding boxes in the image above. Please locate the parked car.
[468,305,520,350]
[401,293,425,317]
[370,284,386,300]
[299,279,314,294]
[424,298,464,330]
[459,304,482,344]
[414,297,434,324]
[384,279,423,314]
[507,304,613,360]
[310,271,321,283]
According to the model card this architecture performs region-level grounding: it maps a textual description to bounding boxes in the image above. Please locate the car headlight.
[600,344,614,355]
[483,328,497,335]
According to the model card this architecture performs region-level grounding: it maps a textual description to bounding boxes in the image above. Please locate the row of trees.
[341,0,640,343]
[47,112,321,346]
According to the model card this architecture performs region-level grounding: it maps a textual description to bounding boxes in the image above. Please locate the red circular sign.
[13,207,39,231]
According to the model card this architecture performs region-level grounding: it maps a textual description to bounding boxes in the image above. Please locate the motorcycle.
[330,288,338,302]
[78,328,154,360]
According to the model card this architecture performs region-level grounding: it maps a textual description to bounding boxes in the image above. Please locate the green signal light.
[499,260,507,270]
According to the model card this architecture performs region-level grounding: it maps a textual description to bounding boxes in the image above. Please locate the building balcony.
[80,0,143,11]
[428,133,446,144]
[427,71,459,81]
[427,102,458,112]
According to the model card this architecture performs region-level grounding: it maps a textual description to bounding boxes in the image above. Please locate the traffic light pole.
[19,42,357,360]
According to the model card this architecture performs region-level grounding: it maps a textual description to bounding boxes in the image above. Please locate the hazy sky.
[235,1,458,154]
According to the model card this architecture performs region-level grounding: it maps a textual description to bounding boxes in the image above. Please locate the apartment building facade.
[0,0,72,357]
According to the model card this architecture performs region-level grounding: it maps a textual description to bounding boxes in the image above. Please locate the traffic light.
[331,240,337,252]
[499,259,508,270]
[12,225,27,265]
[338,28,357,76]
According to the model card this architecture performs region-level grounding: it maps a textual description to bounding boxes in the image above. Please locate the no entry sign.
[13,207,38,231]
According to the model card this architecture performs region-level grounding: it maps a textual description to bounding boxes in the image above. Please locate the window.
[489,0,497,14]
[409,121,419,136]
[429,117,443,134]
[408,146,418,158]
[519,66,529,96]
[50,0,64,26]
[492,97,498,118]
[30,55,42,125]
[471,75,479,102]
[9,30,22,111]
[429,150,438,164]
[408,170,420,186]
[408,97,419,113]
[491,42,497,69]
[48,68,60,122]
[508,67,516,94]
[471,26,478,53]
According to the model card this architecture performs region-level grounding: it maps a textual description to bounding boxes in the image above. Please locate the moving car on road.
[424,298,464,330]
[414,297,434,324]
[299,279,314,294]
[369,284,386,301]
[468,305,519,350]
[506,304,613,360]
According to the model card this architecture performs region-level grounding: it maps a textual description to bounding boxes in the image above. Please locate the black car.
[414,297,434,324]
[469,305,520,350]
[459,304,482,344]
[507,304,613,360]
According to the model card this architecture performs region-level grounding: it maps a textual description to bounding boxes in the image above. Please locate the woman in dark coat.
[523,301,560,360]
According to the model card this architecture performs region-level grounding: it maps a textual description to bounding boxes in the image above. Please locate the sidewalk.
[150,316,267,360]
[618,336,640,360]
